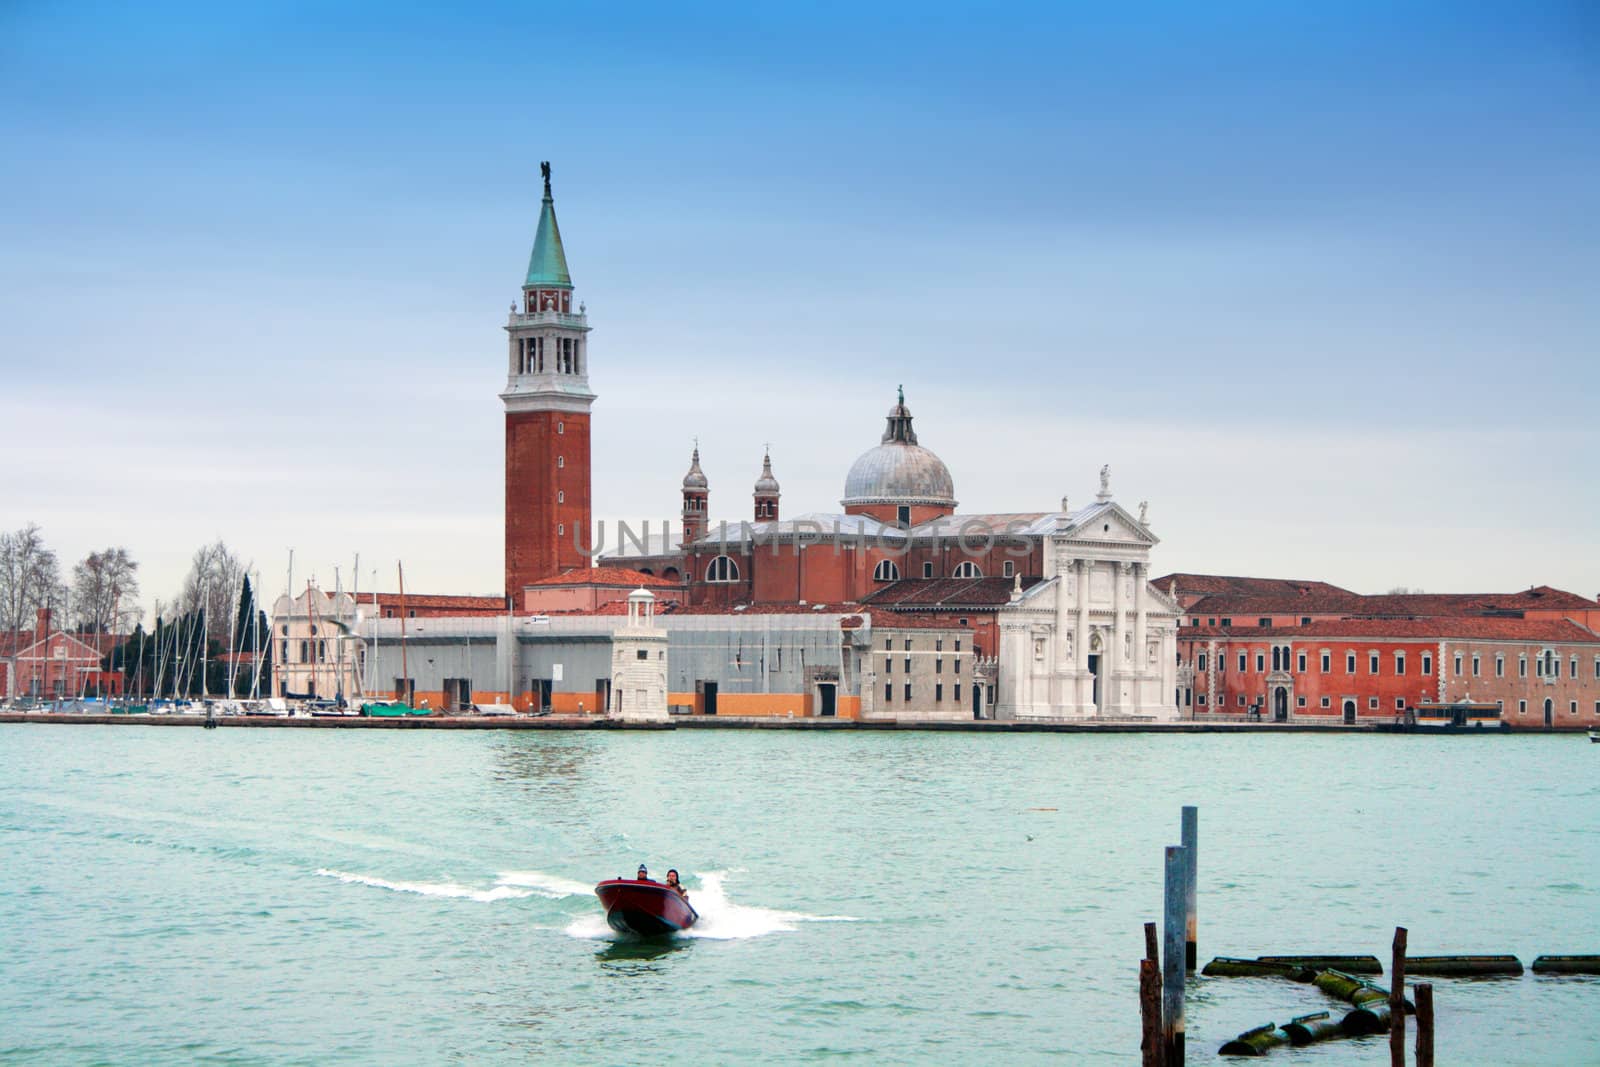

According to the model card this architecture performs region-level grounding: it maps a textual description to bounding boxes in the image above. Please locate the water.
[1,725,1596,1064]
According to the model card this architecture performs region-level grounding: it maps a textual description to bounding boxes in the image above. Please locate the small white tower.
[610,588,670,721]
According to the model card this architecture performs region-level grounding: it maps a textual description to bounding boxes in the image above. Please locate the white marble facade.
[995,492,1180,721]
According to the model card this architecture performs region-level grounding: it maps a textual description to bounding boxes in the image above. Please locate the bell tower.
[681,445,709,546]
[503,162,595,603]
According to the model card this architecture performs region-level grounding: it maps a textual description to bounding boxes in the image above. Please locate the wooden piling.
[1390,927,1408,1067]
[1182,805,1198,970]
[1145,921,1160,965]
[1415,983,1434,1067]
[1140,957,1165,1067]
[1163,845,1187,1065]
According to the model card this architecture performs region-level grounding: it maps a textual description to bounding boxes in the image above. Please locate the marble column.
[1134,561,1148,680]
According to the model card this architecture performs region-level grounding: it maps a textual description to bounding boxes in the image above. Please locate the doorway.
[817,683,836,718]
[1342,699,1356,725]
[1273,687,1288,722]
[1544,698,1553,728]
[443,677,471,712]
[702,681,719,716]
[596,678,612,715]
[531,678,552,713]
[1087,654,1101,711]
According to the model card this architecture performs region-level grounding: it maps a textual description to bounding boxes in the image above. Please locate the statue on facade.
[1138,500,1149,524]
[1097,464,1112,502]
[540,161,552,196]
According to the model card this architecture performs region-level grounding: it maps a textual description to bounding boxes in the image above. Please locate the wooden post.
[1163,845,1187,1065]
[1181,805,1198,970]
[1390,926,1408,1067]
[1415,983,1434,1067]
[1140,957,1164,1067]
[1145,921,1160,964]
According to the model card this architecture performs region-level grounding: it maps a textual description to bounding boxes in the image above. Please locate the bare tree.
[0,523,61,634]
[72,548,141,634]
[179,540,244,643]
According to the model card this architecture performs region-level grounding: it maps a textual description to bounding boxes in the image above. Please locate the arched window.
[705,555,740,583]
[662,567,680,581]
[952,561,982,578]
[557,491,565,503]
[873,559,900,582]
[557,456,565,469]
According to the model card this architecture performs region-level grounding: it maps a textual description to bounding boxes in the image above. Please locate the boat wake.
[566,870,859,941]
[315,867,591,903]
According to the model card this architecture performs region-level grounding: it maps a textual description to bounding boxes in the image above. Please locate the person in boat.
[665,869,689,900]
[636,864,652,882]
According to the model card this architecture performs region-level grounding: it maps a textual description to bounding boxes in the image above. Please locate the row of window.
[514,336,582,375]
[883,657,962,675]
[1196,649,1599,681]
[873,559,1011,581]
[883,682,960,703]
[882,636,963,652]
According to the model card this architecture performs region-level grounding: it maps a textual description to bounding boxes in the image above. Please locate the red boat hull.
[595,879,699,935]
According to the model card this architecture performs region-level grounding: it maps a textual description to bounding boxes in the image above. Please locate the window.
[904,638,912,651]
[923,562,934,579]
[1198,653,1208,672]
[1422,653,1432,675]
[1571,656,1579,679]
[954,639,961,652]
[1395,652,1405,675]
[1297,696,1306,707]
[884,656,891,674]
[1003,561,1015,578]
[1198,694,1207,706]
[873,559,900,582]
[557,490,564,503]
[904,683,912,701]
[1255,653,1265,672]
[1296,652,1306,672]
[1396,698,1406,710]
[952,561,982,578]
[636,649,648,660]
[954,658,961,674]
[935,684,943,702]
[1471,654,1480,677]
[904,658,911,673]
[1369,653,1380,674]
[936,639,943,652]
[1518,700,1527,715]
[705,555,740,582]
[1320,696,1330,708]
[954,684,961,703]
[1238,653,1247,672]
[896,505,911,525]
[1570,701,1579,716]
[1238,695,1246,707]
[885,683,892,702]
[1369,697,1379,709]
[1321,651,1330,673]
[1221,618,1233,627]
[1300,616,1312,626]
[558,523,564,536]
[1346,652,1356,674]
[936,659,943,674]
[1594,658,1599,680]
[557,456,564,468]
[1258,617,1271,628]
[557,421,564,434]
[884,637,892,651]
[1520,655,1528,678]
[1454,653,1463,676]
[299,640,309,662]
[1494,654,1502,677]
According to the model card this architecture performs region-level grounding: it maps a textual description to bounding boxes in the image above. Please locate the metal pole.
[1181,805,1198,970]
[1163,844,1187,1065]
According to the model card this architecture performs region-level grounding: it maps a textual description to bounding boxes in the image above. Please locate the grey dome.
[682,446,708,490]
[842,443,955,507]
[840,389,955,508]
[753,451,780,495]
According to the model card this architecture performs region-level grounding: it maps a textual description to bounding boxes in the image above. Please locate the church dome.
[682,446,708,490]
[753,451,780,495]
[841,391,956,508]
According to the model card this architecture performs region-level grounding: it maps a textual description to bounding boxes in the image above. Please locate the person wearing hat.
[636,864,653,882]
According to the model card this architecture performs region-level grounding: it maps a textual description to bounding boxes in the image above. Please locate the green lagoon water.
[2,725,1597,1065]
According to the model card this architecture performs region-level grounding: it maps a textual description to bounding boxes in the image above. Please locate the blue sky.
[2,1,1596,612]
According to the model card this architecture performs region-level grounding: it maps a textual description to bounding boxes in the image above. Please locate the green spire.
[525,161,573,290]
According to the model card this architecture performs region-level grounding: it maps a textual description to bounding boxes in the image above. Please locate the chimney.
[35,606,51,639]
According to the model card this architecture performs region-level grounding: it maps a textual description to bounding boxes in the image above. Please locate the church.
[500,167,1182,721]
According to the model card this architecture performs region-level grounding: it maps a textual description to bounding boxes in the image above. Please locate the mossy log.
[1531,955,1600,975]
[1341,1002,1392,1036]
[1219,1022,1290,1056]
[1258,954,1381,975]
[1404,954,1522,976]
[1201,957,1314,980]
[1313,969,1413,1012]
[1283,1011,1343,1046]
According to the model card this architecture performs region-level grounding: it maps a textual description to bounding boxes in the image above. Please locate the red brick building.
[3,609,123,700]
[502,163,594,601]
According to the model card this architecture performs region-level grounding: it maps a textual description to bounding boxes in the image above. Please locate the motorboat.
[594,877,698,935]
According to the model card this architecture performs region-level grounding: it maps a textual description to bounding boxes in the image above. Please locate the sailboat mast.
[398,561,410,706]
[334,566,344,705]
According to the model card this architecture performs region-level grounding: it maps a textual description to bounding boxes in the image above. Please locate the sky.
[2,0,1597,619]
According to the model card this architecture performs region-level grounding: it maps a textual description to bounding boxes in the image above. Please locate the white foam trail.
[316,868,536,903]
[566,871,859,941]
[496,870,593,898]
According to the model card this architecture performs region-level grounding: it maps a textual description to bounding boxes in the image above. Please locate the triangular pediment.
[1056,502,1158,547]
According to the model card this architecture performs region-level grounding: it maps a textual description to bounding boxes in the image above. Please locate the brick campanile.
[502,162,595,603]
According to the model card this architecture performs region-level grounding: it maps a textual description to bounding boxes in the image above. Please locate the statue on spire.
[898,384,905,407]
[540,161,552,198]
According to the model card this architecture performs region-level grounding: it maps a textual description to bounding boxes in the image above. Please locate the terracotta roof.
[1151,573,1354,597]
[527,567,677,588]
[870,613,974,630]
[361,592,506,612]
[1187,585,1599,620]
[1183,618,1600,643]
[861,576,1042,610]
